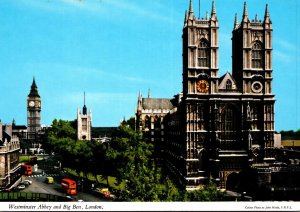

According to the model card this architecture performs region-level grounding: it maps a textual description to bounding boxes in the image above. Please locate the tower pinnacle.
[211,0,217,20]
[264,4,271,23]
[188,0,194,20]
[184,10,188,24]
[242,1,249,22]
[255,14,259,22]
[189,0,193,13]
[234,13,239,29]
[211,0,216,15]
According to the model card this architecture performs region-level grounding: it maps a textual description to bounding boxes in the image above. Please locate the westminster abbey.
[136,0,275,190]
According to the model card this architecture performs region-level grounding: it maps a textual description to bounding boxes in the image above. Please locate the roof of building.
[142,98,174,110]
[12,125,27,130]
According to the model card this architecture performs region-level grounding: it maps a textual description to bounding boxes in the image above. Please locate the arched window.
[198,40,209,67]
[252,42,263,68]
[226,80,232,90]
[154,116,161,130]
[144,116,151,130]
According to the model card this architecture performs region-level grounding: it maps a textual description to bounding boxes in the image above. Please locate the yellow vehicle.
[95,188,110,198]
[46,177,54,184]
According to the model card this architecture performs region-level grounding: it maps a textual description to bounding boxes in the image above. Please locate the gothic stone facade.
[0,121,21,188]
[137,0,275,190]
[136,92,175,160]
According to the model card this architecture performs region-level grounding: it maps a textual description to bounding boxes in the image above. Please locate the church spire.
[242,1,249,22]
[28,77,40,98]
[264,4,271,23]
[234,13,239,29]
[83,92,87,115]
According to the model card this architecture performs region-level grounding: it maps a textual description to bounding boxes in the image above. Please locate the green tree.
[121,117,136,131]
[107,125,165,201]
[183,181,224,201]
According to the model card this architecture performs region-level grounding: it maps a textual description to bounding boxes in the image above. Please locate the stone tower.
[182,0,219,96]
[27,78,41,140]
[163,1,276,190]
[181,0,220,188]
[77,93,92,141]
[232,2,275,160]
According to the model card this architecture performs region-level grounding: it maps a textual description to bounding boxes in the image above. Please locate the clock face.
[251,81,263,93]
[29,101,35,107]
[196,80,209,93]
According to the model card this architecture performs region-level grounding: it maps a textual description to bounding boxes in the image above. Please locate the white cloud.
[104,0,178,24]
[273,50,293,63]
[276,40,297,52]
[17,0,178,24]
[25,62,152,85]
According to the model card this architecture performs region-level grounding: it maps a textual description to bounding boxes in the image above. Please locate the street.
[20,156,111,202]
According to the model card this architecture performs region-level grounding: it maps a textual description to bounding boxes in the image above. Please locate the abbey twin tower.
[136,0,275,190]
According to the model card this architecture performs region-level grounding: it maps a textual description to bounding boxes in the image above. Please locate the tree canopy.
[43,118,224,201]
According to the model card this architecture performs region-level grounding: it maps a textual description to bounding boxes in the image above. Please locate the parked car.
[17,185,26,190]
[22,180,32,185]
[46,177,54,184]
[19,182,30,187]
[94,188,111,198]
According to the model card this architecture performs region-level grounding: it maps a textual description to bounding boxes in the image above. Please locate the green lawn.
[19,155,30,163]
[63,168,125,190]
[19,155,44,163]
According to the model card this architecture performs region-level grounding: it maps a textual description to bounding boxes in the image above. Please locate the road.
[20,157,111,202]
[22,174,106,202]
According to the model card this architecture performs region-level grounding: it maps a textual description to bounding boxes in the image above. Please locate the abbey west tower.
[162,0,275,190]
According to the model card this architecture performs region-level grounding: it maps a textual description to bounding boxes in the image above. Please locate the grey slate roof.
[142,98,174,110]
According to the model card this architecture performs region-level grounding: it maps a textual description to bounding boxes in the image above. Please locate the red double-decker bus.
[61,178,77,195]
[21,164,32,175]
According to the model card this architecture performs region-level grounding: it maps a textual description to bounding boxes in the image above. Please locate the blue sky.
[0,0,299,131]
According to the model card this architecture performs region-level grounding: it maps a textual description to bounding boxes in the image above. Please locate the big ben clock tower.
[27,78,41,140]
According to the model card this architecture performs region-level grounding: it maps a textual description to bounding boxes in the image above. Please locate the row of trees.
[280,129,300,140]
[43,119,224,201]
